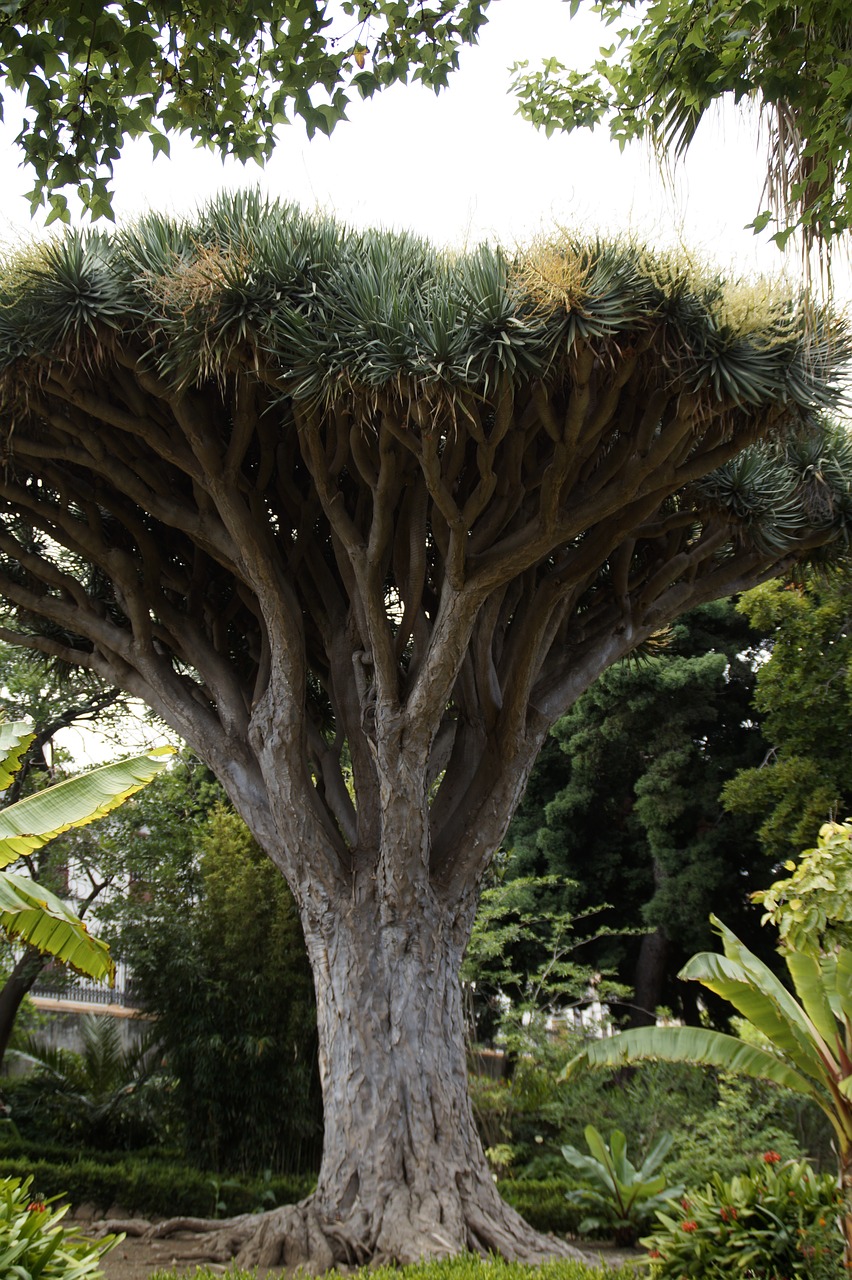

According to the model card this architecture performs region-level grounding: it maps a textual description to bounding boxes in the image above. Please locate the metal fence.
[30,975,143,1009]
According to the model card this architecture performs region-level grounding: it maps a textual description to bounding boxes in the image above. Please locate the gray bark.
[301,871,557,1262]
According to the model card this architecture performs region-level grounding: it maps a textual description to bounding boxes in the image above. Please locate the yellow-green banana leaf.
[0,745,175,866]
[0,870,114,983]
[0,721,35,791]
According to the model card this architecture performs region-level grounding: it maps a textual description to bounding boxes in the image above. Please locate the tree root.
[93,1189,584,1273]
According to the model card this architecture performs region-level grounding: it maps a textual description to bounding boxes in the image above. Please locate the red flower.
[681,1198,691,1209]
[648,1249,662,1259]
[681,1220,698,1232]
[27,1201,46,1213]
[762,1150,782,1163]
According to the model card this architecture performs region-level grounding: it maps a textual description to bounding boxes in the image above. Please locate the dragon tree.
[0,191,849,1267]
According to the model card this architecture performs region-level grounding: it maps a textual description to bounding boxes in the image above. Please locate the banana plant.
[562,913,852,1258]
[0,720,174,982]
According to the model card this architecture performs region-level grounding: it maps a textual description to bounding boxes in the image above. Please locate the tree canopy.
[0,193,849,1264]
[0,0,490,222]
[512,0,852,260]
[723,571,852,857]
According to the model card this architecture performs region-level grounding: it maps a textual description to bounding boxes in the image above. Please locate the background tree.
[0,0,490,223]
[512,0,852,264]
[723,571,852,858]
[0,195,848,1266]
[508,600,774,1026]
[105,781,323,1176]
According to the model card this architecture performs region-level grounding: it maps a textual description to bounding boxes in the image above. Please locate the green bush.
[0,1151,315,1218]
[561,1126,682,1245]
[662,1074,811,1188]
[1,1049,175,1153]
[644,1154,845,1278]
[496,1180,585,1236]
[0,1174,119,1280]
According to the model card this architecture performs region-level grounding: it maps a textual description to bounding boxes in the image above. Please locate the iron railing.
[30,976,143,1009]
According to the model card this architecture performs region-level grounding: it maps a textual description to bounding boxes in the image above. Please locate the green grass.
[148,1260,640,1280]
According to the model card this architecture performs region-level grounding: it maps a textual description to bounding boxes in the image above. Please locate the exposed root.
[93,1190,583,1274]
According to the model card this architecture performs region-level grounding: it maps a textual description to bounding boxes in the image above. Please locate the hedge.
[0,1150,315,1218]
[1,1143,582,1237]
[497,1181,585,1237]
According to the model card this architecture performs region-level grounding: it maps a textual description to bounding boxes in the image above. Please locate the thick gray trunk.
[307,878,485,1258]
[275,859,575,1264]
[170,728,578,1266]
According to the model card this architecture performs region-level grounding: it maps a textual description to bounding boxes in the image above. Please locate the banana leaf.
[563,1025,824,1105]
[712,916,826,1042]
[0,745,175,865]
[0,870,114,982]
[786,948,840,1052]
[680,950,829,1081]
[0,721,35,791]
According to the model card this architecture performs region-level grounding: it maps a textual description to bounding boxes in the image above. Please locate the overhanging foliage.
[0,1,490,223]
[512,0,852,260]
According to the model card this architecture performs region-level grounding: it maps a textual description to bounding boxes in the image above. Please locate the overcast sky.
[0,0,807,285]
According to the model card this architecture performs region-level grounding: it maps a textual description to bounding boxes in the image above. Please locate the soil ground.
[81,1222,643,1280]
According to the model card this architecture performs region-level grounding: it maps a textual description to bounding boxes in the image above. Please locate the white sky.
[0,0,812,285]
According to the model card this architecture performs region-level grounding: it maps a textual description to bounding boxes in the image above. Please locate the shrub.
[495,1180,585,1236]
[561,1125,682,1245]
[643,1154,845,1278]
[0,1174,119,1279]
[0,1150,315,1218]
[662,1074,807,1188]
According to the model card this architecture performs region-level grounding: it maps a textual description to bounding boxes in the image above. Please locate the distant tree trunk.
[630,928,670,1028]
[0,946,47,1069]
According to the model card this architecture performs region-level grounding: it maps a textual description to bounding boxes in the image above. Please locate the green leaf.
[680,948,826,1080]
[564,1025,823,1103]
[0,870,114,982]
[0,745,175,865]
[584,1123,615,1175]
[149,131,170,159]
[786,948,840,1052]
[0,722,35,789]
[609,1127,630,1184]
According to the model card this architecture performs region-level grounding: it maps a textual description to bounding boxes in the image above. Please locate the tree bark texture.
[300,871,559,1263]
[630,929,671,1029]
[0,946,47,1067]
